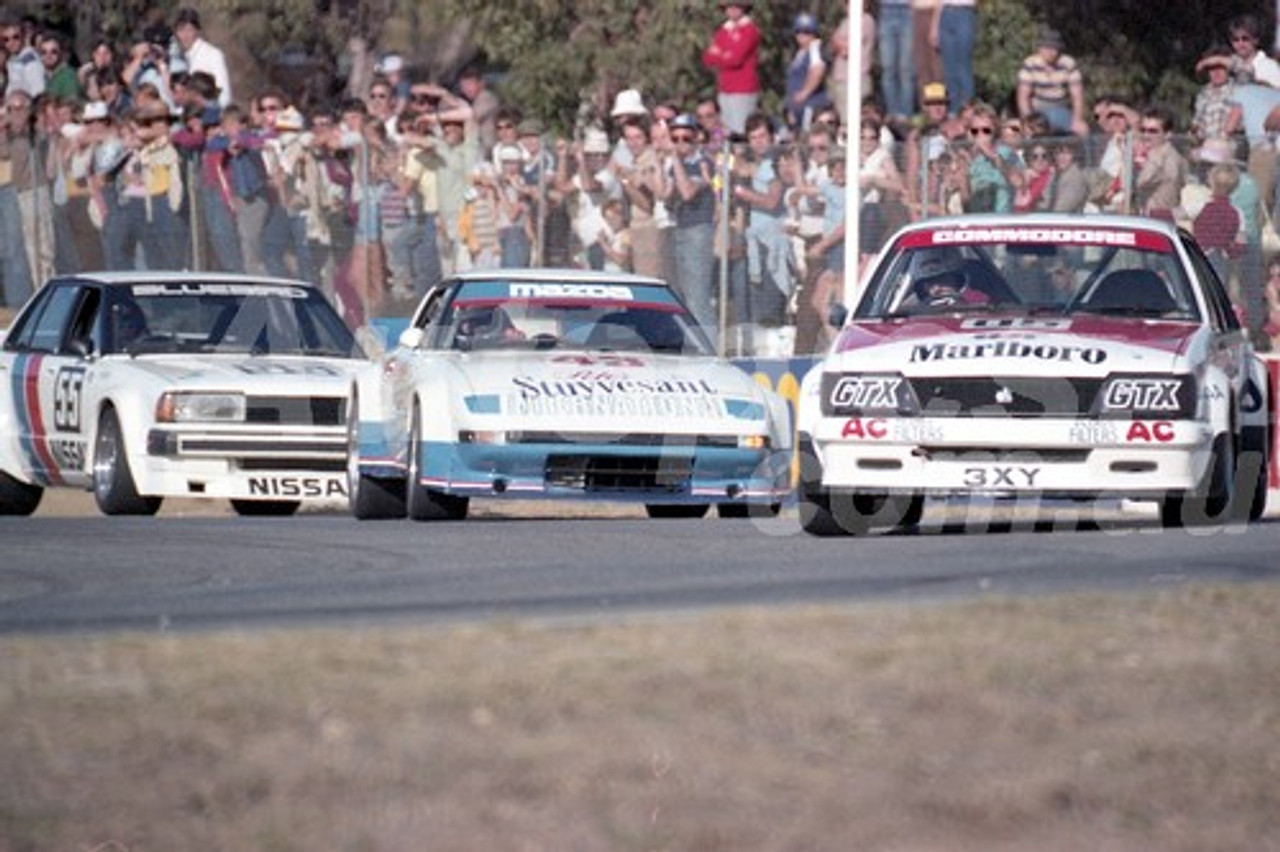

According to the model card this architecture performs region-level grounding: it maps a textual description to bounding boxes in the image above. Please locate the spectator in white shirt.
[173,7,231,107]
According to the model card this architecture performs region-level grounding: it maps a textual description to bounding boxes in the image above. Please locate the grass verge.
[1,584,1278,851]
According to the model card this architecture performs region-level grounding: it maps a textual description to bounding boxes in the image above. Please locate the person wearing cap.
[702,1,761,136]
[659,112,717,342]
[494,143,532,267]
[785,12,832,133]
[1193,45,1243,142]
[173,6,231,107]
[1015,26,1087,137]
[104,97,189,271]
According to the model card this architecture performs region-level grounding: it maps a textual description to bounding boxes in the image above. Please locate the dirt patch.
[1,585,1277,851]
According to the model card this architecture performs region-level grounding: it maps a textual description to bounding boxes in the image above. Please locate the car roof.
[447,268,670,288]
[48,271,322,289]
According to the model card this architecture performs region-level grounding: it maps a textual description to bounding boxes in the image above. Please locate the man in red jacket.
[702,1,761,135]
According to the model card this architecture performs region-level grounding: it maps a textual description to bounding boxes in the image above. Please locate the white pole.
[845,0,863,307]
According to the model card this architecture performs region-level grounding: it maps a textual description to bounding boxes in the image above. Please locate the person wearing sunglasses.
[2,17,44,100]
[1132,106,1187,221]
[961,102,1024,213]
[38,33,82,101]
[659,113,717,344]
[1226,13,1280,88]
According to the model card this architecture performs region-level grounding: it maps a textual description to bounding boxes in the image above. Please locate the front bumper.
[809,416,1214,499]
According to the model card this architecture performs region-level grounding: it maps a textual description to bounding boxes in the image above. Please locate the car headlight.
[155,392,247,423]
[1094,374,1196,419]
[820,373,919,417]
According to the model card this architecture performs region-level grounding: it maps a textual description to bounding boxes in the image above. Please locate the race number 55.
[53,367,86,432]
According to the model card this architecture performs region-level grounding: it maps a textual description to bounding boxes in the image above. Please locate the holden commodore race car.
[348,270,793,520]
[0,272,367,516]
[797,213,1273,535]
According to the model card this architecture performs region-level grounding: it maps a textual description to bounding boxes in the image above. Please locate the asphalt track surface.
[1,499,1278,635]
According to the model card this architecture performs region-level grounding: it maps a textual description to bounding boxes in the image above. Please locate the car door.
[1,282,101,487]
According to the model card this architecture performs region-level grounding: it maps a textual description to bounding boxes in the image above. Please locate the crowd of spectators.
[3,4,1280,355]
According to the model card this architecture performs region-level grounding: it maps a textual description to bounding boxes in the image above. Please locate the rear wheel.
[645,504,710,519]
[347,391,406,520]
[0,471,42,516]
[406,403,468,521]
[1239,425,1270,523]
[230,499,300,517]
[93,407,161,516]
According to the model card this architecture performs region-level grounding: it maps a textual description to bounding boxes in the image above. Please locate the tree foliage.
[12,0,1280,133]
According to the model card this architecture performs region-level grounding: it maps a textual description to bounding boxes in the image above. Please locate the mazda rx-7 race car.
[0,273,366,516]
[348,270,792,521]
[797,214,1273,535]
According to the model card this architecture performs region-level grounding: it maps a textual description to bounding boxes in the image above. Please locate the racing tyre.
[93,407,161,516]
[230,499,301,517]
[0,471,42,516]
[1237,425,1270,523]
[716,502,782,519]
[1160,433,1234,528]
[347,393,406,520]
[797,438,853,536]
[645,504,710,519]
[406,403,468,521]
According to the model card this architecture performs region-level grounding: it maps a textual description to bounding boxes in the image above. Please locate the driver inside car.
[911,252,992,308]
[110,298,151,351]
[454,306,526,348]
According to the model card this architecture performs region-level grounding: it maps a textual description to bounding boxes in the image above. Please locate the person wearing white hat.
[495,143,532,266]
[554,127,622,269]
[702,0,761,135]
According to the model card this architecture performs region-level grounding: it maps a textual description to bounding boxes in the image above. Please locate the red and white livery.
[796,214,1273,534]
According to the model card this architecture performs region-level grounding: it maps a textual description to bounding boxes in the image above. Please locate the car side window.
[1181,236,1240,333]
[64,288,103,357]
[5,285,83,353]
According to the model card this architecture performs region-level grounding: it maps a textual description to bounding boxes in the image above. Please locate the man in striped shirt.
[1015,27,1087,137]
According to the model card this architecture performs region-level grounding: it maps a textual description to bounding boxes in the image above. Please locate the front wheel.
[716,502,781,519]
[347,391,406,520]
[93,407,161,516]
[0,471,42,516]
[406,403,468,521]
[1160,433,1236,528]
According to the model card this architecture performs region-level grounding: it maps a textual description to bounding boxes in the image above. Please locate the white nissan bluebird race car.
[797,214,1273,535]
[0,273,367,516]
[348,270,793,520]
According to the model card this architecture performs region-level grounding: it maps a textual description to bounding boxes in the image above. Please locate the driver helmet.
[912,247,967,302]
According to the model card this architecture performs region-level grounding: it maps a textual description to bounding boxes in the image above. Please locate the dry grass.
[1,585,1278,852]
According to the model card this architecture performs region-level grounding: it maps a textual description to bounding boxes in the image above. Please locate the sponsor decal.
[513,376,716,399]
[1125,421,1175,443]
[247,475,349,498]
[829,376,902,409]
[841,418,888,439]
[910,340,1107,364]
[931,228,1140,247]
[962,466,1042,488]
[233,362,344,376]
[1068,421,1119,444]
[133,283,309,298]
[1103,378,1182,411]
[510,374,721,418]
[510,283,635,300]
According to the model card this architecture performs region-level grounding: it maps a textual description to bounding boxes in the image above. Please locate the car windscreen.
[857,225,1201,322]
[106,281,362,357]
[433,280,713,355]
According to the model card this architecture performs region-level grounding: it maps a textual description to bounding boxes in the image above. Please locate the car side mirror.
[827,302,848,328]
[67,338,96,360]
[398,327,425,349]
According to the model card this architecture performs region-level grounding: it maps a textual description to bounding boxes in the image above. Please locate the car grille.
[909,377,1105,418]
[245,396,347,426]
[545,454,693,493]
[511,432,737,448]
